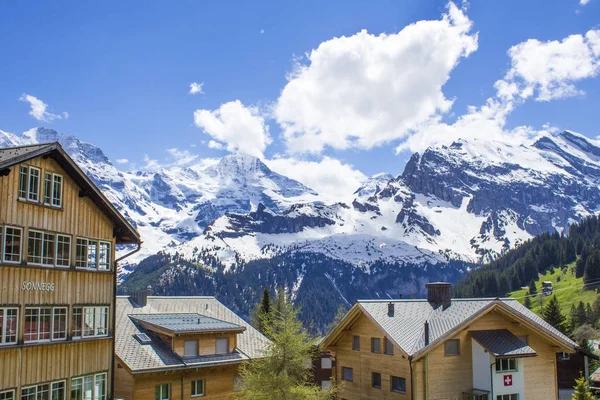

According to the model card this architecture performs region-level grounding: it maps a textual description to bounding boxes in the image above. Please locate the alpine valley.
[3,127,600,331]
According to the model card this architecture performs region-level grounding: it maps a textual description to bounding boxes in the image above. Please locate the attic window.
[134,333,152,344]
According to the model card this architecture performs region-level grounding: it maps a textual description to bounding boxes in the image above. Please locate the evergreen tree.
[251,287,273,336]
[542,295,570,336]
[528,280,537,296]
[576,301,588,328]
[237,292,337,399]
[584,250,600,285]
[565,240,577,263]
[523,295,532,310]
[570,374,594,400]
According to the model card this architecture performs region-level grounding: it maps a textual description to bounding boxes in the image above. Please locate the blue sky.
[1,0,599,196]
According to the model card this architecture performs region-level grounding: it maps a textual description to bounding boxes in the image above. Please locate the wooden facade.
[325,303,575,400]
[0,146,139,400]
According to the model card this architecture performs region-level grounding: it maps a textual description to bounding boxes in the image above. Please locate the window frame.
[20,383,49,400]
[390,376,406,394]
[155,383,170,400]
[352,335,360,351]
[371,337,381,353]
[184,339,199,357]
[0,307,19,345]
[72,306,109,339]
[50,380,66,400]
[24,306,67,343]
[191,379,205,397]
[341,367,353,382]
[0,389,14,400]
[371,372,381,389]
[3,226,22,264]
[496,395,518,400]
[384,337,394,355]
[56,234,71,267]
[495,358,518,373]
[216,337,229,354]
[444,339,460,356]
[98,241,111,270]
[320,357,332,369]
[71,373,107,400]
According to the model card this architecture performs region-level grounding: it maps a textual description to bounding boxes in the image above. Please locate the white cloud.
[116,158,129,164]
[207,140,224,150]
[167,148,198,166]
[503,29,600,101]
[274,2,478,154]
[260,29,265,34]
[189,82,204,95]
[193,100,271,158]
[143,154,161,170]
[19,94,69,122]
[580,0,591,5]
[266,156,367,199]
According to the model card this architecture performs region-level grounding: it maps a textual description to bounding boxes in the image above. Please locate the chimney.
[426,282,452,309]
[130,287,150,307]
[424,320,430,346]
[388,302,395,317]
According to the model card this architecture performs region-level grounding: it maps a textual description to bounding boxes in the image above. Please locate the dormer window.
[216,338,229,354]
[19,166,40,202]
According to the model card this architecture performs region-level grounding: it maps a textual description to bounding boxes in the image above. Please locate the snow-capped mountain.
[3,126,600,329]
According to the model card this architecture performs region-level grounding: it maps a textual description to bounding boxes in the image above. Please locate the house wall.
[471,339,492,392]
[412,309,560,400]
[129,364,241,400]
[493,358,524,399]
[0,156,119,396]
[173,332,238,357]
[114,360,135,400]
[328,314,412,400]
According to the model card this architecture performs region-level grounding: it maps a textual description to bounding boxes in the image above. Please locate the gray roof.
[116,296,270,373]
[0,142,139,244]
[356,298,577,358]
[471,329,536,358]
[130,313,245,334]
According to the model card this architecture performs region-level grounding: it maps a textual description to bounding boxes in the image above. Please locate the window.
[155,384,169,400]
[0,307,18,345]
[352,335,360,351]
[444,339,460,356]
[495,358,517,372]
[42,233,56,265]
[497,395,518,400]
[24,307,65,343]
[216,338,229,354]
[321,357,332,369]
[56,235,71,267]
[28,230,43,264]
[4,227,22,263]
[75,239,88,268]
[52,308,67,340]
[371,337,381,353]
[51,381,65,400]
[342,367,353,382]
[21,383,49,400]
[372,372,381,389]
[87,241,97,268]
[0,389,14,400]
[384,337,394,355]
[191,380,204,397]
[184,340,198,357]
[72,306,108,338]
[43,173,63,207]
[71,373,106,400]
[19,166,41,202]
[321,380,331,391]
[391,376,406,394]
[98,242,111,270]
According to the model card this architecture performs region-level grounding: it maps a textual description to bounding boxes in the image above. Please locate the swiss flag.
[504,375,513,386]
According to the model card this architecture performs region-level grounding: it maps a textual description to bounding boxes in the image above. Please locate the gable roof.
[115,296,270,374]
[471,329,536,358]
[0,142,139,244]
[322,297,577,360]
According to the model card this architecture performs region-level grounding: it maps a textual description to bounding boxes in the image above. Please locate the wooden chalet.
[320,282,578,400]
[0,142,140,400]
[114,293,269,400]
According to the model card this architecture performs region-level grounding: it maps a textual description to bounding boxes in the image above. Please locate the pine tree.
[251,287,273,336]
[523,295,532,310]
[528,280,537,296]
[576,301,588,328]
[238,291,337,399]
[584,250,600,285]
[570,374,594,400]
[542,295,570,336]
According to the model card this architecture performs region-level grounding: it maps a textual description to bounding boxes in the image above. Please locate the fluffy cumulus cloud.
[266,156,367,199]
[502,29,600,101]
[189,82,204,95]
[274,2,478,154]
[580,0,591,5]
[167,148,198,165]
[207,140,224,150]
[193,100,271,158]
[19,94,69,122]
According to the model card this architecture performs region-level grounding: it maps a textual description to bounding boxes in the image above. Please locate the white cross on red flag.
[504,375,513,386]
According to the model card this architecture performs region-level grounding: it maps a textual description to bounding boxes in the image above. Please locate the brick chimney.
[426,282,452,309]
